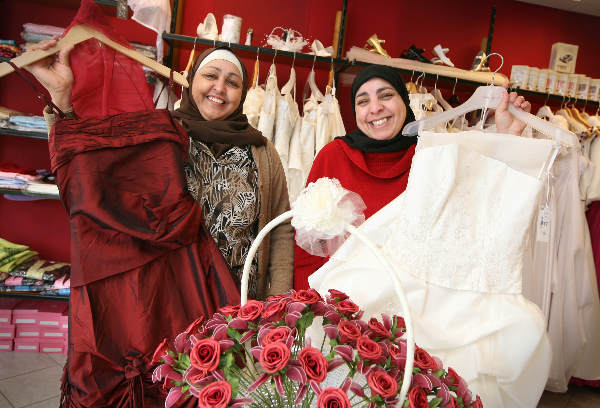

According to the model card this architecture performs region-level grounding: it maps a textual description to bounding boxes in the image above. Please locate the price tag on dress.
[536,205,550,243]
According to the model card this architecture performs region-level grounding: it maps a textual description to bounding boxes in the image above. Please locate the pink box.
[0,298,21,324]
[0,324,15,339]
[40,339,65,354]
[14,338,39,352]
[37,303,68,328]
[60,314,68,331]
[0,339,13,351]
[15,324,41,338]
[40,327,66,340]
[0,298,20,324]
[12,300,41,325]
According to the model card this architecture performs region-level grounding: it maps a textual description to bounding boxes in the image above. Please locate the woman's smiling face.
[192,59,243,120]
[354,77,407,140]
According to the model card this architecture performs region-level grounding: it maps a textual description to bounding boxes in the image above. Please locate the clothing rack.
[509,87,600,108]
[344,46,509,86]
[162,33,346,68]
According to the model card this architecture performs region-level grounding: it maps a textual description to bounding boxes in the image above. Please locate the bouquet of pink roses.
[152,288,482,408]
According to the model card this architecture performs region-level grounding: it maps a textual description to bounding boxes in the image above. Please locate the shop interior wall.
[1,0,598,262]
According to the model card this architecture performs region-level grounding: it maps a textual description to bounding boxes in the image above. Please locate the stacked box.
[8,300,68,353]
[0,298,21,351]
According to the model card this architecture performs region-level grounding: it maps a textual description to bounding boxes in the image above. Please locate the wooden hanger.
[251,59,260,88]
[182,39,198,78]
[347,46,509,86]
[570,106,592,128]
[0,24,189,88]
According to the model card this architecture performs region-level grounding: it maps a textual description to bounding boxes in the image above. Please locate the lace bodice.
[387,142,544,294]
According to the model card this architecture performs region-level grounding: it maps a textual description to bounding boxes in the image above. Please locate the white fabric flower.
[292,177,366,257]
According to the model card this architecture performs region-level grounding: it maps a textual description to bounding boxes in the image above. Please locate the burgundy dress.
[48,1,240,406]
[50,110,240,407]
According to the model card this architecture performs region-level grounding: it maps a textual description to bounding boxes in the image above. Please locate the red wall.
[176,0,600,131]
[1,0,598,262]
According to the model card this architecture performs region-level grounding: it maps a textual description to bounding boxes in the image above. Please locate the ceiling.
[515,0,600,17]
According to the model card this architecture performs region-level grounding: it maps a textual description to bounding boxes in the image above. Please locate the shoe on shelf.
[432,44,454,67]
[400,45,431,63]
[197,13,218,41]
[364,34,390,58]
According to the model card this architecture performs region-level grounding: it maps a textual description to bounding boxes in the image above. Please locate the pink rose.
[266,294,288,302]
[356,336,382,361]
[327,289,349,302]
[184,317,205,336]
[408,387,428,408]
[262,301,287,320]
[197,381,232,408]
[388,343,406,367]
[335,300,359,315]
[238,300,264,321]
[367,370,398,398]
[444,367,462,388]
[367,318,392,339]
[262,327,292,345]
[292,289,323,304]
[218,305,240,318]
[151,338,169,365]
[185,366,208,385]
[190,338,221,371]
[298,347,328,382]
[337,320,362,343]
[393,315,406,336]
[414,346,437,371]
[260,342,291,373]
[471,395,483,408]
[446,397,459,408]
[316,387,351,408]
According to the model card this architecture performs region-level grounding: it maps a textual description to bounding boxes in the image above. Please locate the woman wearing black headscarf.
[294,64,530,290]
[293,65,418,289]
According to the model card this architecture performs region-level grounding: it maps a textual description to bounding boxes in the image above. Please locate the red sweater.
[293,139,416,290]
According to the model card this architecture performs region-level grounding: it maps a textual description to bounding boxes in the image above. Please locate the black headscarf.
[172,46,266,148]
[337,64,418,152]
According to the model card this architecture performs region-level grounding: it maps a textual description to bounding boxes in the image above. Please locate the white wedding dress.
[309,131,556,407]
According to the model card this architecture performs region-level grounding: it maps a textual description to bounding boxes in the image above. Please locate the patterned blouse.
[184,140,260,298]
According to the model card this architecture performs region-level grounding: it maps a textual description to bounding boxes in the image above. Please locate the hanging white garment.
[127,0,170,62]
[273,67,299,177]
[587,115,600,127]
[584,137,600,204]
[314,89,346,155]
[287,79,321,203]
[257,64,279,142]
[310,131,556,407]
[545,143,600,391]
[408,93,440,120]
[536,106,570,131]
[243,85,265,130]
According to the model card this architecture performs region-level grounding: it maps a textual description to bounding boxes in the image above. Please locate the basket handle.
[239,210,414,406]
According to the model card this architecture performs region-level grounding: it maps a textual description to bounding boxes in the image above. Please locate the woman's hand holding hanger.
[495,84,531,136]
[23,37,75,112]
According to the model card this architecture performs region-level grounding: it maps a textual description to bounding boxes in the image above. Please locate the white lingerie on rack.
[309,131,557,407]
[287,71,322,203]
[257,64,279,142]
[314,90,345,156]
[273,67,299,178]
[243,84,265,130]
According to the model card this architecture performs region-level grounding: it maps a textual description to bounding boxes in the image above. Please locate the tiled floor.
[0,350,599,407]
